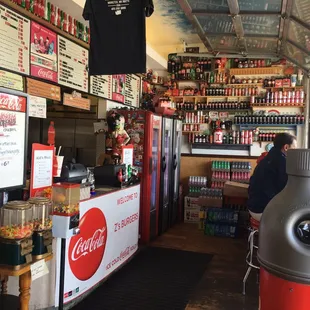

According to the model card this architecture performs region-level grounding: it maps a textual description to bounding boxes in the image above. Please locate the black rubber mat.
[72,246,213,310]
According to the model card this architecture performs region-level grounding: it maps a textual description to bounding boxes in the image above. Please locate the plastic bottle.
[48,121,55,146]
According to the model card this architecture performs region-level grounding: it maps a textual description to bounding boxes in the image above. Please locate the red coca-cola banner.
[30,21,58,83]
[0,93,26,112]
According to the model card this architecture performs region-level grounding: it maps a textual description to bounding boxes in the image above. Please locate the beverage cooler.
[159,117,173,235]
[118,110,162,243]
[170,119,182,226]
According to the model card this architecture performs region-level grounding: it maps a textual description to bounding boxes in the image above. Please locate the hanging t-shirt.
[83,0,154,76]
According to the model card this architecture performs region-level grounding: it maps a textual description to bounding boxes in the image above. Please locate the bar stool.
[242,217,260,295]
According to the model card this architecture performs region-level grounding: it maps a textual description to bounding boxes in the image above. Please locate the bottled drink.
[47,121,55,145]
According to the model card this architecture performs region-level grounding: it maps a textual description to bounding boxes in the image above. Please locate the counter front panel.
[54,184,140,306]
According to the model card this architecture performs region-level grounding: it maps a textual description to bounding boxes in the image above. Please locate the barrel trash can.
[258,149,310,310]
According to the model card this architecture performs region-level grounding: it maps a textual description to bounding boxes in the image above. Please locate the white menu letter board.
[0,5,30,75]
[90,75,112,99]
[0,88,27,191]
[58,36,89,92]
[125,74,141,107]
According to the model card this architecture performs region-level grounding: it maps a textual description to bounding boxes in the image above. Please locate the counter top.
[81,183,140,202]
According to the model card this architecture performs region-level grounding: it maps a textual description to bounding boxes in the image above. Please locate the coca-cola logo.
[69,208,108,281]
[0,94,25,112]
[37,68,54,80]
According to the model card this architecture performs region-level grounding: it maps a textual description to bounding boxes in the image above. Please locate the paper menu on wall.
[33,149,53,189]
[0,5,30,75]
[29,95,47,118]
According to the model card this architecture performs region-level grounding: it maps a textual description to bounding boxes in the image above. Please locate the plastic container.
[28,197,53,231]
[0,201,34,240]
[52,183,80,216]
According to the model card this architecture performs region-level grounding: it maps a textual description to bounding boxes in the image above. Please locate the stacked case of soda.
[231,162,251,183]
[211,161,230,189]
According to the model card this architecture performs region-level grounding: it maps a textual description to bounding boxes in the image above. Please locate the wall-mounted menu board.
[27,78,61,101]
[90,75,112,99]
[0,5,30,75]
[0,70,24,92]
[58,36,89,93]
[125,74,140,107]
[30,21,58,83]
[0,88,28,191]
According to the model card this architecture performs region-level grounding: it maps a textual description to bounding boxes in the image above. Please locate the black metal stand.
[58,238,66,310]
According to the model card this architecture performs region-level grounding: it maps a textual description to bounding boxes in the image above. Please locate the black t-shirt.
[83,0,154,76]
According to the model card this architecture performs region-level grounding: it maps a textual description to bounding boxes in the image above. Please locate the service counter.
[7,184,141,310]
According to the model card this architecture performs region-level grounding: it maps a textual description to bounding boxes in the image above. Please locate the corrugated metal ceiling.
[176,0,310,73]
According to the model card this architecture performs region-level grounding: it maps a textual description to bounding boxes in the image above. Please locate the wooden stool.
[0,254,53,310]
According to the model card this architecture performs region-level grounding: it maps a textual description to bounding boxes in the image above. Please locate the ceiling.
[50,0,310,73]
[171,0,310,73]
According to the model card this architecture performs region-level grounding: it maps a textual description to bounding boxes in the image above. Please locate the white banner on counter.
[29,95,47,118]
[55,185,140,306]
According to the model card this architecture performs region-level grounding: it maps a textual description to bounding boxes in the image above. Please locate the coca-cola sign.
[69,208,108,281]
[31,65,57,83]
[0,94,26,112]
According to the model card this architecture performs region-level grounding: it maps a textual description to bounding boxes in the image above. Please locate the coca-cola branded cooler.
[118,110,162,243]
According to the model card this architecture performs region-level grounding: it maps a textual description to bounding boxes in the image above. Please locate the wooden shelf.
[2,0,89,49]
[230,67,282,76]
[251,104,305,108]
[264,86,304,90]
[178,109,251,113]
[226,83,263,87]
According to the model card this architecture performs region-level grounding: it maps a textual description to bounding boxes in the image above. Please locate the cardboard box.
[184,196,200,209]
[198,197,223,208]
[184,207,200,223]
[223,181,249,198]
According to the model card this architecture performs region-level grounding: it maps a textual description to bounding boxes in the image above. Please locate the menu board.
[90,75,112,99]
[0,90,27,190]
[0,70,23,91]
[58,36,89,92]
[112,75,126,103]
[125,74,140,107]
[27,78,61,101]
[63,93,91,111]
[0,5,30,75]
[30,22,58,83]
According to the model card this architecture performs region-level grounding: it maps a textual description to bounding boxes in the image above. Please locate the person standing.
[248,133,297,221]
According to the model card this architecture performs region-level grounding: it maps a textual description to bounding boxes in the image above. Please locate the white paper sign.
[31,259,49,281]
[33,150,53,189]
[29,95,47,118]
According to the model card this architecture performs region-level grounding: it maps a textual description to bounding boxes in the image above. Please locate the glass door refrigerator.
[158,117,173,235]
[118,110,162,243]
[170,119,182,226]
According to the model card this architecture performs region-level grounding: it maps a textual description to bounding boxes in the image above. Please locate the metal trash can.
[258,149,310,310]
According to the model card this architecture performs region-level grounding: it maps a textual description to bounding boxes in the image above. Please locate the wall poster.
[30,21,58,83]
[112,75,126,103]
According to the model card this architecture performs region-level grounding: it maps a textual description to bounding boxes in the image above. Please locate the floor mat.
[72,246,213,310]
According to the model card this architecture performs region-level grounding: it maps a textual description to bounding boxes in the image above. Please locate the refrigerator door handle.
[162,156,167,172]
[149,157,153,174]
[173,154,177,170]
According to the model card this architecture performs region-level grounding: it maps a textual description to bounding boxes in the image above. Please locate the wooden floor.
[151,223,259,310]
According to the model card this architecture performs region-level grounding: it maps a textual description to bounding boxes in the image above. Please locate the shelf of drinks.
[182,131,202,134]
[226,83,263,87]
[251,104,305,108]
[171,96,251,99]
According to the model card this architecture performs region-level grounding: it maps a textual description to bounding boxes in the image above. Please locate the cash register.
[94,164,126,187]
[54,160,88,184]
